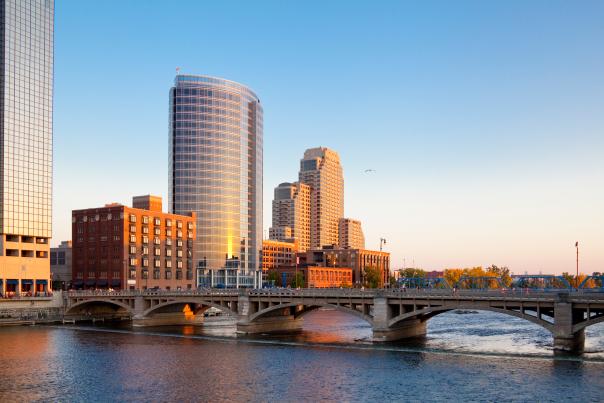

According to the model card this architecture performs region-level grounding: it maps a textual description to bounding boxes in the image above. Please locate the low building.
[197,257,262,288]
[72,195,196,290]
[50,241,72,290]
[261,239,298,273]
[269,266,352,288]
[302,246,390,287]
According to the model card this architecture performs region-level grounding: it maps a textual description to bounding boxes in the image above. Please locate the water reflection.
[0,310,603,401]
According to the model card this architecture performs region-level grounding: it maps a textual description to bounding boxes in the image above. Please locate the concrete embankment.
[0,292,64,326]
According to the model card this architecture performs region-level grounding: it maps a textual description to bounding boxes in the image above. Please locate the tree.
[389,275,397,287]
[399,268,426,279]
[485,264,512,287]
[266,271,279,287]
[363,266,381,288]
[444,268,464,287]
[290,272,305,288]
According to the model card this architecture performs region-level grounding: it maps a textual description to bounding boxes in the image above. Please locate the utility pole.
[575,241,579,290]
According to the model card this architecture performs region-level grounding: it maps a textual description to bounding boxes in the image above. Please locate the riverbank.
[0,292,64,326]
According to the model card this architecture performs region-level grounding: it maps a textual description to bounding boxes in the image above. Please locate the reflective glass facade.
[0,0,53,237]
[169,75,263,275]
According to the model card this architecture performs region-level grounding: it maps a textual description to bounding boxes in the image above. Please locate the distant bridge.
[63,289,604,353]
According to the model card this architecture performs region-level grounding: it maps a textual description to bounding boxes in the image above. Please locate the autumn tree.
[363,266,381,288]
[398,268,426,279]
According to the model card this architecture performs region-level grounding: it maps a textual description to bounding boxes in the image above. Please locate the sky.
[53,1,604,275]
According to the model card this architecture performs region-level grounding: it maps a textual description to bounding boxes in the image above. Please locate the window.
[177,221,183,229]
[154,237,160,245]
[129,214,137,223]
[154,218,161,226]
[187,231,193,239]
[142,235,149,244]
[177,239,183,247]
[177,260,183,269]
[176,270,183,280]
[166,249,172,257]
[154,259,161,268]
[130,225,136,233]
[129,246,136,254]
[113,235,121,241]
[88,272,96,278]
[177,230,183,238]
[142,258,149,267]
[142,246,149,255]
[154,228,161,235]
[166,238,172,246]
[113,271,121,279]
[166,260,172,268]
[177,250,183,258]
[142,226,149,234]
[129,258,137,266]
[153,269,160,279]
[129,270,136,279]
[165,270,172,280]
[166,219,172,227]
[187,222,194,230]
[142,270,149,279]
[142,216,149,224]
[130,234,136,243]
[166,229,172,237]
[154,248,161,256]
[186,270,193,280]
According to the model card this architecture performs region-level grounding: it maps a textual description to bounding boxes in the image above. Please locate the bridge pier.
[553,299,585,353]
[237,315,303,334]
[372,296,427,341]
[373,319,427,342]
[554,330,585,353]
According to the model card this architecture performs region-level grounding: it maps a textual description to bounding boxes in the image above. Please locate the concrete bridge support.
[236,295,303,334]
[372,296,427,341]
[553,300,585,353]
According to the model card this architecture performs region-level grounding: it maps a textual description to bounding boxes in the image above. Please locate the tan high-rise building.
[0,0,54,297]
[299,147,344,249]
[269,182,311,252]
[338,218,365,249]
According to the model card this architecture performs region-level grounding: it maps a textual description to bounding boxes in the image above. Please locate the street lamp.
[575,241,579,290]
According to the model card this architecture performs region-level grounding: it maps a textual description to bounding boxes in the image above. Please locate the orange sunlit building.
[270,266,352,288]
[72,195,196,290]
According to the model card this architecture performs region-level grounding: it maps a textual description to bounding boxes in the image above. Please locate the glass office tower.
[0,0,54,296]
[169,75,262,288]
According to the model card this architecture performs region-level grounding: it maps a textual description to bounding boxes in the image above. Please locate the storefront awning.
[85,279,96,286]
[73,280,84,287]
[6,279,19,285]
[110,279,121,287]
[97,280,108,286]
[35,279,48,285]
[21,279,33,285]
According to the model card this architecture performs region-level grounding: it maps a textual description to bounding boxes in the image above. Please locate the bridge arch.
[249,302,374,326]
[142,299,237,318]
[573,314,604,333]
[388,305,555,333]
[66,299,133,316]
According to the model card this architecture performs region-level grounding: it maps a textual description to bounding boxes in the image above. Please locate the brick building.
[270,266,352,288]
[261,239,298,273]
[72,196,196,290]
[300,246,390,287]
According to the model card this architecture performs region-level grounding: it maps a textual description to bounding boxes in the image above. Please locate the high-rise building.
[299,147,344,249]
[269,182,310,252]
[72,196,196,290]
[0,0,54,297]
[338,218,365,249]
[169,75,263,288]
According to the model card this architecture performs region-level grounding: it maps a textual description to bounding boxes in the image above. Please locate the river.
[0,309,603,402]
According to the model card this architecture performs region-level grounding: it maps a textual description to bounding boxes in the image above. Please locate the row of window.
[129,269,194,281]
[128,225,192,239]
[128,258,188,269]
[128,214,193,229]
[128,245,191,258]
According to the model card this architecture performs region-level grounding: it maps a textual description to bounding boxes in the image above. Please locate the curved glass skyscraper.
[169,75,262,287]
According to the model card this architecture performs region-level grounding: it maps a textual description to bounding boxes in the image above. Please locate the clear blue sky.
[53,1,604,274]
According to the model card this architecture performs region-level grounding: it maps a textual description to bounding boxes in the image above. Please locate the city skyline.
[51,1,603,274]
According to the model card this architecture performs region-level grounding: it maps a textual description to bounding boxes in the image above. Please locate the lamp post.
[380,238,387,287]
[575,241,579,290]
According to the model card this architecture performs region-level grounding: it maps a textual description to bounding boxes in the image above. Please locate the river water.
[0,309,603,402]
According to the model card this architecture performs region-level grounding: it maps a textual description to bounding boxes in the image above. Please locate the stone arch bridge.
[64,289,604,353]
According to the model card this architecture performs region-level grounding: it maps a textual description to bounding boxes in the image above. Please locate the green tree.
[399,268,426,278]
[266,271,279,287]
[364,266,381,288]
[290,272,305,288]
